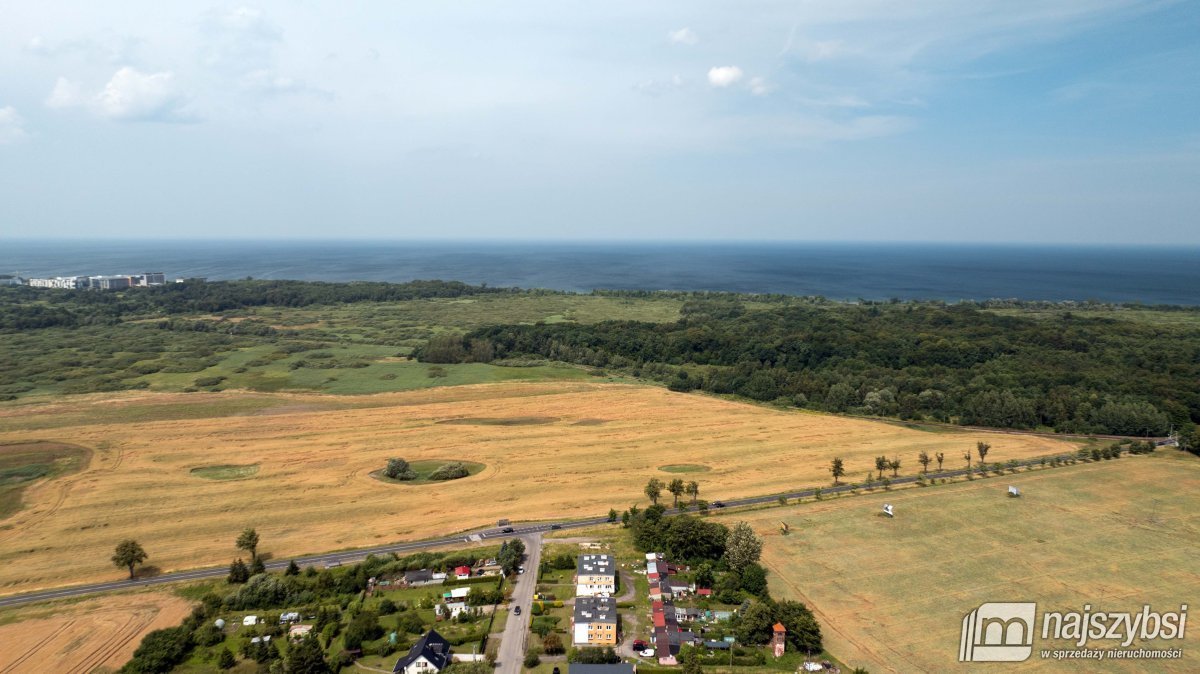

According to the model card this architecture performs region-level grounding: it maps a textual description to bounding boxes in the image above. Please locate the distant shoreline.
[3,240,1199,305]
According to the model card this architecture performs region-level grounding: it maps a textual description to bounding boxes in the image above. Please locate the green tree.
[112,539,147,580]
[285,559,300,576]
[644,478,664,505]
[740,562,768,596]
[608,508,618,522]
[735,600,776,645]
[284,633,332,674]
[918,451,931,473]
[385,458,416,480]
[935,452,945,471]
[830,457,845,486]
[236,528,260,560]
[668,478,685,507]
[962,450,972,471]
[217,647,236,670]
[250,556,266,576]
[724,522,763,573]
[686,480,700,503]
[889,457,901,477]
[228,558,250,584]
[976,441,991,467]
[523,648,541,668]
[343,611,382,651]
[874,455,888,479]
[542,633,565,655]
[681,647,704,674]
[774,600,823,654]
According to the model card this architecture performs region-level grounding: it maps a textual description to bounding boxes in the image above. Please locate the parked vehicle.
[712,501,726,508]
[514,605,522,615]
[501,527,515,533]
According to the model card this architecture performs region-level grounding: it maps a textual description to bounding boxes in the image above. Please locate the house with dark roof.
[575,554,616,596]
[392,629,452,674]
[403,569,442,587]
[572,596,619,645]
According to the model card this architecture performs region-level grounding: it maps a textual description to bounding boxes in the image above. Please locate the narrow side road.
[497,533,542,674]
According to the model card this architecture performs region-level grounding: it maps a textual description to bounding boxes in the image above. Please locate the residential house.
[392,630,452,674]
[572,596,619,646]
[442,587,471,601]
[405,568,444,585]
[454,566,472,580]
[440,602,467,620]
[575,554,616,597]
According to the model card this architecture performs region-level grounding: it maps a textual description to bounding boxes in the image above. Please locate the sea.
[2,240,1199,305]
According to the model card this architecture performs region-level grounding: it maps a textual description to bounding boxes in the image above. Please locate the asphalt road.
[0,450,1077,610]
[496,533,542,674]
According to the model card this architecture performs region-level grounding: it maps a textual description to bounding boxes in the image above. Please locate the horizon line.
[2,237,1199,249]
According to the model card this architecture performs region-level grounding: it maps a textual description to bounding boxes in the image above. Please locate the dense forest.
[427,299,1200,437]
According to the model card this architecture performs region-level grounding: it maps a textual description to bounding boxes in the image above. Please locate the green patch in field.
[436,416,558,426]
[0,441,90,520]
[658,464,712,473]
[189,464,260,480]
[370,460,486,485]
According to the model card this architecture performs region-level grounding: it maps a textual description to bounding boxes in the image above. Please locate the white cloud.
[0,107,28,145]
[95,67,190,122]
[748,77,773,96]
[633,74,685,96]
[26,36,51,55]
[668,28,698,45]
[241,69,333,99]
[45,77,85,109]
[707,66,744,88]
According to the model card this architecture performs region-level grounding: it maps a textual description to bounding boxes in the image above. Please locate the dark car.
[632,640,648,650]
[501,527,515,533]
[514,605,522,615]
[712,501,726,508]
[550,524,562,530]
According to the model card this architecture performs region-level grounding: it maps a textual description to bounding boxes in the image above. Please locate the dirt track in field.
[0,592,192,673]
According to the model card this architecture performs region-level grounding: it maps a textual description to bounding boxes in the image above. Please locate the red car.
[632,640,648,651]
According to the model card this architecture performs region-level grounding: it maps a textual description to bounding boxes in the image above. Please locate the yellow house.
[572,596,619,646]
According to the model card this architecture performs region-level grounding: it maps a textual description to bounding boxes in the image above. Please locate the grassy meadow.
[742,451,1200,673]
[0,293,684,400]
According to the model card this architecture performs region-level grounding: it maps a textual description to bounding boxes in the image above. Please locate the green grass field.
[658,464,712,473]
[370,460,488,485]
[744,451,1200,673]
[2,293,673,400]
[0,442,89,519]
[189,464,260,480]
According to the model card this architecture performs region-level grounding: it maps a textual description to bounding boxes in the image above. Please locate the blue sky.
[1,1,1197,243]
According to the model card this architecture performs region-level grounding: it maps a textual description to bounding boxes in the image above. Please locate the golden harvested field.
[0,591,192,673]
[745,452,1200,673]
[0,382,1075,595]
